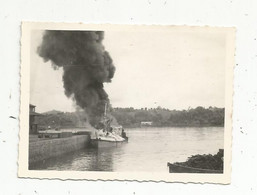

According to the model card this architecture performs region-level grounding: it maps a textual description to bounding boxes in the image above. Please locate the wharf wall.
[29,135,90,165]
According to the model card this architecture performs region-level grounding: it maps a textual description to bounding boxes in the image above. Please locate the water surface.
[31,127,224,172]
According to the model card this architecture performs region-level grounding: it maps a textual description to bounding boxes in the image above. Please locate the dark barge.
[167,149,224,173]
[167,162,223,173]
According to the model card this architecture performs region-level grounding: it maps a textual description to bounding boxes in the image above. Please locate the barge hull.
[167,163,223,174]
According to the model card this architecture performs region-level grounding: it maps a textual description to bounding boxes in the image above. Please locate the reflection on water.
[30,127,224,172]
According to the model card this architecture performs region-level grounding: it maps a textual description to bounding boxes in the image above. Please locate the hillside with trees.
[37,106,224,129]
[111,106,224,128]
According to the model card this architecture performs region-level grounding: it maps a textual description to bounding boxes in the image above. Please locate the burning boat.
[91,103,128,148]
[38,31,125,148]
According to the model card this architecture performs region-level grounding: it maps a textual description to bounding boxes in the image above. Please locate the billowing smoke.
[37,30,115,127]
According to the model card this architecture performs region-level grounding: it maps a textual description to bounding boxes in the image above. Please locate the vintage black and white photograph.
[19,23,234,183]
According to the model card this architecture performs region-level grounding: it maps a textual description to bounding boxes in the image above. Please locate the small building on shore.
[140,121,153,127]
[29,104,41,134]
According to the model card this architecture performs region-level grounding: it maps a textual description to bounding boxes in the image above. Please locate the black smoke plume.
[37,30,115,127]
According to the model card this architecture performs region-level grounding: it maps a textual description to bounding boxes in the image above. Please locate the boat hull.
[91,139,126,148]
[167,163,223,174]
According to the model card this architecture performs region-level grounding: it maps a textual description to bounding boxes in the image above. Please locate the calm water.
[31,127,224,172]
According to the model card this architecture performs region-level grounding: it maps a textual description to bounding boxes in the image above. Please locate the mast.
[103,102,109,131]
[104,102,107,117]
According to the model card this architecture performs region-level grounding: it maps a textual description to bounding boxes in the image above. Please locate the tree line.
[111,106,224,128]
[37,106,224,129]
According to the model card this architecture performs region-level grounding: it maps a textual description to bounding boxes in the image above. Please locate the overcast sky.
[30,29,226,113]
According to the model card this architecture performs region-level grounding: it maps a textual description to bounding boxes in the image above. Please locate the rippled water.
[31,127,224,172]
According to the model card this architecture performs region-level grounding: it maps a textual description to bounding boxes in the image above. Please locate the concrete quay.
[29,135,90,165]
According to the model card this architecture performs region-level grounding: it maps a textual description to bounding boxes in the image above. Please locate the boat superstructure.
[91,103,128,148]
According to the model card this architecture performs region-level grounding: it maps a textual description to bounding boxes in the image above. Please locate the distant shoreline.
[122,125,224,129]
[41,125,224,130]
[37,106,224,130]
